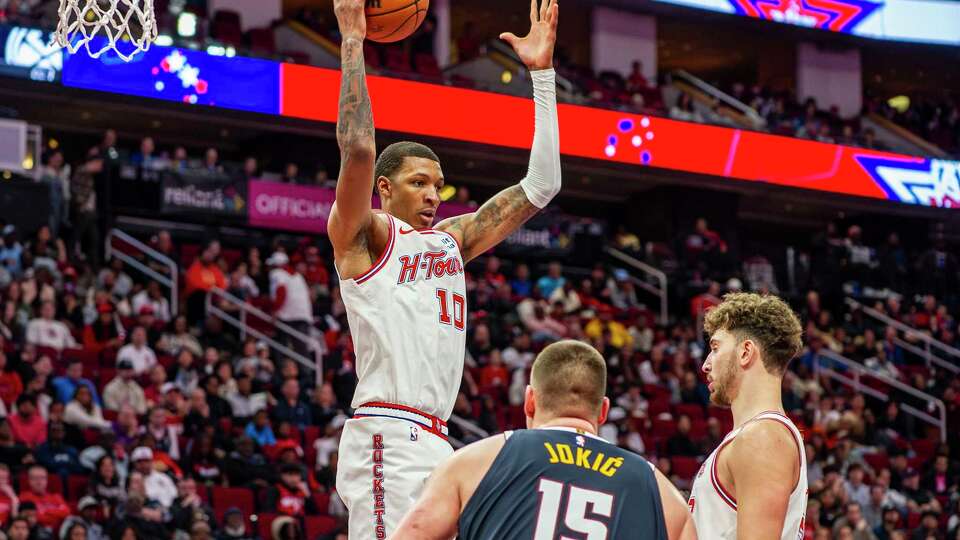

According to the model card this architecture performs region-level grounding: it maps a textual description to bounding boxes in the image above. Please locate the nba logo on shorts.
[410,426,419,441]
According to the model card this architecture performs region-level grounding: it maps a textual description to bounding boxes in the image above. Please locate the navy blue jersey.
[459,427,668,540]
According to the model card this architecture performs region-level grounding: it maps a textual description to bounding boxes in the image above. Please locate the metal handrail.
[810,347,946,443]
[604,247,668,325]
[892,337,960,374]
[105,228,178,316]
[205,287,324,381]
[672,70,766,129]
[845,297,960,369]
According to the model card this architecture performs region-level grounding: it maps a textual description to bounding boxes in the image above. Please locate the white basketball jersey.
[689,411,808,540]
[339,213,467,420]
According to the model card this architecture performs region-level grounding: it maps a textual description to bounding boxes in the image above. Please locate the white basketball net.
[54,0,158,62]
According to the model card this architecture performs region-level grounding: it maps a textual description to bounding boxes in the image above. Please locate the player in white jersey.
[329,1,561,538]
[689,293,808,540]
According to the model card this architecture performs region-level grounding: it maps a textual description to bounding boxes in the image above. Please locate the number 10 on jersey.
[436,289,465,331]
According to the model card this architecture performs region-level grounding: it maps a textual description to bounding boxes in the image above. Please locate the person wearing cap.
[116,326,157,376]
[58,496,106,540]
[584,303,633,348]
[52,359,100,407]
[900,467,942,515]
[131,446,178,508]
[19,465,70,532]
[216,506,255,540]
[263,463,317,518]
[82,302,123,353]
[132,280,171,326]
[102,359,147,415]
[25,301,76,352]
[267,251,314,360]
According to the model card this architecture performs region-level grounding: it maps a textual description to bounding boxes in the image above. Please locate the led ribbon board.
[57,44,960,210]
[651,0,960,46]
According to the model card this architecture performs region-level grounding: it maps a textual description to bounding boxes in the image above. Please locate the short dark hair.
[374,141,439,184]
[531,340,607,418]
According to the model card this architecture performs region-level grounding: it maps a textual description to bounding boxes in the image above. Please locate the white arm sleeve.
[519,68,561,209]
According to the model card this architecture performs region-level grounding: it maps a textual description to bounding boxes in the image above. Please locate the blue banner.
[62,42,280,115]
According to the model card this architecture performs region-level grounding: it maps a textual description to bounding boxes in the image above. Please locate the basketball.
[365,0,430,43]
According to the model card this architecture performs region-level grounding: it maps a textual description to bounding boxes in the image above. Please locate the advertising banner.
[248,180,334,234]
[161,172,247,216]
[282,64,960,210]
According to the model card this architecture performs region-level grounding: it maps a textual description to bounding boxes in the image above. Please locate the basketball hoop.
[54,0,158,61]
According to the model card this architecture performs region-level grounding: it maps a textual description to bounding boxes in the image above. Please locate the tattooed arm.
[327,0,388,278]
[437,0,561,263]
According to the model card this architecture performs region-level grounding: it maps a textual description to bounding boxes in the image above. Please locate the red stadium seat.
[247,29,276,55]
[18,472,62,494]
[305,515,337,537]
[62,348,100,367]
[67,475,89,501]
[671,456,702,481]
[302,426,320,448]
[652,418,677,438]
[863,453,889,472]
[674,403,705,420]
[257,512,279,540]
[313,492,330,516]
[212,486,255,521]
[910,439,936,461]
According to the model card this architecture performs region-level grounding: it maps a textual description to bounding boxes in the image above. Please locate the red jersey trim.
[356,215,396,285]
[711,438,738,511]
[355,401,448,441]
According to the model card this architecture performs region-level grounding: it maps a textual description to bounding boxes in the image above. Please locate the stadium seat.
[674,403,705,420]
[671,456,702,481]
[305,515,337,537]
[302,426,320,448]
[62,348,100,367]
[247,29,276,54]
[652,418,677,438]
[313,492,330,516]
[67,475,89,501]
[257,512,279,540]
[212,486,255,521]
[414,53,442,78]
[18,472,62,494]
[910,439,936,460]
[863,453,889,471]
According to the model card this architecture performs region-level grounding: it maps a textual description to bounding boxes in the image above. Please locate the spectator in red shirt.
[0,463,18,527]
[479,350,509,392]
[8,394,46,448]
[19,465,70,531]
[0,350,22,408]
[627,60,649,92]
[303,245,329,288]
[690,281,722,320]
[264,463,317,517]
[184,240,226,325]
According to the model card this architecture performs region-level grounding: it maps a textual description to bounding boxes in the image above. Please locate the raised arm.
[436,0,561,262]
[327,0,383,268]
